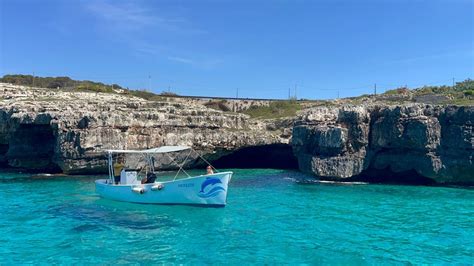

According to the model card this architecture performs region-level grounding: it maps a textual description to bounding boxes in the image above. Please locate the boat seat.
[120,170,139,185]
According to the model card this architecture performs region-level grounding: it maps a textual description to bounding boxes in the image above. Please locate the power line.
[10,71,469,99]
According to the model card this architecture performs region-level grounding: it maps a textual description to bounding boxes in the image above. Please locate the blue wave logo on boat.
[198,177,225,198]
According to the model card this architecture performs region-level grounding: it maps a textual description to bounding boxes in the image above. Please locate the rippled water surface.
[1,169,473,264]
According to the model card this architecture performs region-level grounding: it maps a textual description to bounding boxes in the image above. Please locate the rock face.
[2,83,473,185]
[0,84,291,173]
[292,105,474,185]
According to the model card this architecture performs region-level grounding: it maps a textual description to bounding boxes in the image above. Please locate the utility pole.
[294,84,297,99]
[147,74,151,91]
[236,88,239,98]
[337,89,340,99]
[288,88,291,99]
[32,72,35,88]
[374,83,377,96]
[452,77,455,88]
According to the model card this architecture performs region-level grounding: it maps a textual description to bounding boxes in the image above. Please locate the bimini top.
[106,146,190,154]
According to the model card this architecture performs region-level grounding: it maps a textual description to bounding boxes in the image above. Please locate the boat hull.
[95,172,232,206]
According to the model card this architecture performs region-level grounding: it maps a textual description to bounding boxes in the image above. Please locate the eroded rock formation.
[292,105,474,185]
[1,83,473,185]
[0,84,291,173]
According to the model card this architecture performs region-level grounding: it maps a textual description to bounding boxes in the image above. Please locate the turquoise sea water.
[1,169,473,264]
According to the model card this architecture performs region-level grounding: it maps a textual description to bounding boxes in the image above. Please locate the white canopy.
[106,146,190,154]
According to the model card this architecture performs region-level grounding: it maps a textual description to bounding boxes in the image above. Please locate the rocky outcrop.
[0,84,291,173]
[2,83,473,185]
[292,104,474,185]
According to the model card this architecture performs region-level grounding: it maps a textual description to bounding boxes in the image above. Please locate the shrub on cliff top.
[0,74,125,92]
[455,79,474,91]
[464,90,474,97]
[414,85,452,95]
[242,100,301,119]
[76,83,115,93]
[1,74,75,89]
[384,87,410,95]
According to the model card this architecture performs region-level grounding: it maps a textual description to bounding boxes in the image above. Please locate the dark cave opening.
[212,144,298,169]
[0,144,8,167]
[353,167,436,185]
[6,124,61,172]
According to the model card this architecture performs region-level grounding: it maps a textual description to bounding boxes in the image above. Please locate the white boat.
[95,146,232,207]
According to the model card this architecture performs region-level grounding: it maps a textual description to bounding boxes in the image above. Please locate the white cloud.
[168,56,195,64]
[168,56,223,69]
[82,1,219,69]
[85,1,156,31]
[83,0,202,34]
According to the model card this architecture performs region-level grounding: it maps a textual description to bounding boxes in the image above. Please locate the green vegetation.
[241,100,302,119]
[0,74,75,88]
[0,74,188,101]
[159,91,179,97]
[76,83,115,93]
[445,98,474,106]
[414,85,452,95]
[0,74,123,92]
[382,80,474,97]
[2,74,473,107]
[383,87,410,95]
[374,79,474,105]
[454,79,474,91]
[464,90,474,97]
[0,74,163,100]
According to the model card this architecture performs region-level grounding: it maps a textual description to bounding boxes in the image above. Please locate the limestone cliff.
[1,83,473,185]
[0,83,291,173]
[292,105,473,185]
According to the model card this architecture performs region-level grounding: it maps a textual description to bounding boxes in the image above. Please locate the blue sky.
[1,0,473,99]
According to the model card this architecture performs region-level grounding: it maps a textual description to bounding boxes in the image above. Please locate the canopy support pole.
[193,150,219,173]
[165,154,191,178]
[172,149,193,180]
[103,147,221,183]
[107,152,113,183]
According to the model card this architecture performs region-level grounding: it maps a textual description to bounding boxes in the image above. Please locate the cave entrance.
[6,124,61,172]
[354,167,436,185]
[212,144,298,169]
[0,144,8,167]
